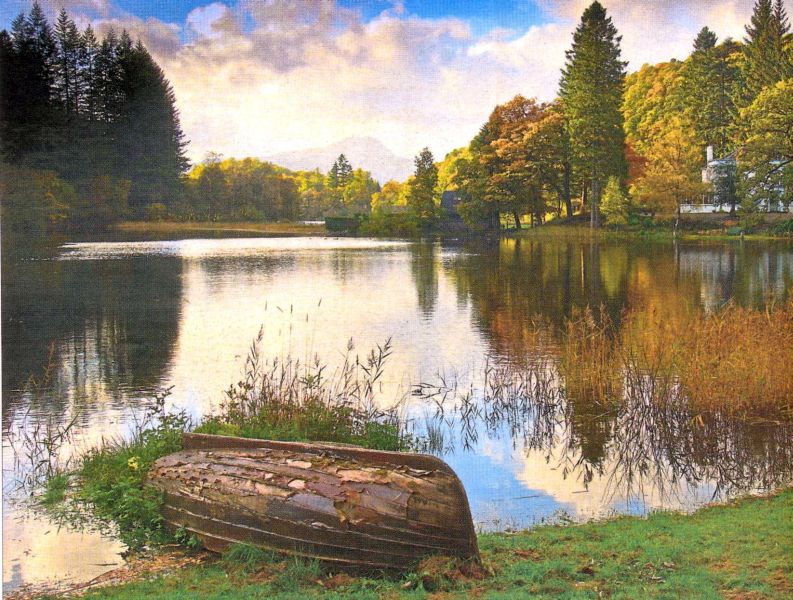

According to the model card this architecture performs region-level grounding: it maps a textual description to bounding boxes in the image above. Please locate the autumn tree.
[371,180,405,214]
[559,1,627,228]
[343,168,379,215]
[622,61,684,157]
[600,176,631,224]
[631,117,707,217]
[495,100,573,220]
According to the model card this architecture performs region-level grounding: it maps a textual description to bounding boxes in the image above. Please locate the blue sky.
[2,0,546,33]
[1,1,777,162]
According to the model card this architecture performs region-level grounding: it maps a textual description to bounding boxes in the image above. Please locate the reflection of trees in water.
[442,238,628,360]
[676,242,793,311]
[2,256,183,428]
[443,238,793,363]
[409,242,439,317]
[417,358,793,506]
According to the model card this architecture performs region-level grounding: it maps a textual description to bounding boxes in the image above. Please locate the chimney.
[706,145,714,163]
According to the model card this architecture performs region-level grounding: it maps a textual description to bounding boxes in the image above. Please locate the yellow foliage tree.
[630,117,707,216]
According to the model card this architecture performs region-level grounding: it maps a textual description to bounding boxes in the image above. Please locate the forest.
[1,1,792,235]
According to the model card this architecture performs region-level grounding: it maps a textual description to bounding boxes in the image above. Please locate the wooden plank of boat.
[145,433,479,570]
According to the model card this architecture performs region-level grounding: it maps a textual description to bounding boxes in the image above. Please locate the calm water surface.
[3,234,793,591]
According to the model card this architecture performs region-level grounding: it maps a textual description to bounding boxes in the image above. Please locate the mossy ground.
[72,489,792,600]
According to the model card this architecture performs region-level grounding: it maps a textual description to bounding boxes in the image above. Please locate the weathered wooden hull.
[145,433,478,570]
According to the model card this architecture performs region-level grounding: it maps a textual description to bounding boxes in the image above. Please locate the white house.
[680,146,791,214]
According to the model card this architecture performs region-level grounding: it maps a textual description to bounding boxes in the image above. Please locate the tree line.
[180,153,379,222]
[1,3,188,234]
[447,0,793,229]
[2,1,791,237]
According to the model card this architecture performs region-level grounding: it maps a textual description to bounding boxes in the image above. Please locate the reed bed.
[557,300,793,419]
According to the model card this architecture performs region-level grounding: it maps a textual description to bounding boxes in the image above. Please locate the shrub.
[75,388,190,547]
[144,202,168,221]
[358,212,420,237]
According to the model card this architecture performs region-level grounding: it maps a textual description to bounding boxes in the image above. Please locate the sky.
[2,0,787,163]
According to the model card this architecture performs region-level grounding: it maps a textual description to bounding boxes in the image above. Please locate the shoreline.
[111,218,793,243]
[113,220,328,237]
[10,487,791,599]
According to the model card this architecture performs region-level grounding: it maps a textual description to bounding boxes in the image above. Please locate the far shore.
[114,220,327,236]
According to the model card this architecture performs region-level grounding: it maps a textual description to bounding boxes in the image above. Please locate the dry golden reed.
[557,300,793,420]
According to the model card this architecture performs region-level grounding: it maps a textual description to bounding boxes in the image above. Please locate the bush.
[771,219,793,236]
[76,389,190,547]
[144,202,168,221]
[358,212,420,237]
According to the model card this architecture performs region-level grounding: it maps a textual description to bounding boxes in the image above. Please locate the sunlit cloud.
[27,0,782,165]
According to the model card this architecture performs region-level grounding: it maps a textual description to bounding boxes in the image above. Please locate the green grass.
[522,217,793,242]
[39,472,69,506]
[77,489,793,600]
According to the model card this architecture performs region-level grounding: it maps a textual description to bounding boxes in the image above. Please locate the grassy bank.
[114,220,326,236]
[58,488,793,599]
[515,214,793,241]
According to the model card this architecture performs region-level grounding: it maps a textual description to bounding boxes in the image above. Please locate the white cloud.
[36,0,788,165]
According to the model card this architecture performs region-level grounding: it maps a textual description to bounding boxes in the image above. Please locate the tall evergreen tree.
[741,0,792,104]
[2,3,57,166]
[116,39,189,212]
[559,1,627,228]
[328,154,353,189]
[693,26,718,52]
[79,25,99,120]
[679,31,741,157]
[54,9,82,116]
[408,147,438,220]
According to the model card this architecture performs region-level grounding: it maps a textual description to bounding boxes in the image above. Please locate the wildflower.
[127,457,140,471]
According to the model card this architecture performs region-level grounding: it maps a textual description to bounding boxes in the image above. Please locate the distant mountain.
[265,136,414,184]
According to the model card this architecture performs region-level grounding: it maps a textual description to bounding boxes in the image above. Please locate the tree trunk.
[590,177,600,229]
[513,210,522,229]
[564,161,573,219]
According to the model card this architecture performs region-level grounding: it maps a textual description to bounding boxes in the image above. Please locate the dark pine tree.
[116,38,189,214]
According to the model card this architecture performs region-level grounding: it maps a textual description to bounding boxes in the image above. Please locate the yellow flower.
[127,457,140,471]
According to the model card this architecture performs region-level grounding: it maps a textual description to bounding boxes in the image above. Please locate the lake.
[3,234,793,591]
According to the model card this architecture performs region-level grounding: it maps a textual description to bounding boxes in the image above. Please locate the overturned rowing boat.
[145,433,479,570]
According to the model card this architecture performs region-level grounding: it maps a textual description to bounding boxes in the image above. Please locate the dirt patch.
[319,573,356,590]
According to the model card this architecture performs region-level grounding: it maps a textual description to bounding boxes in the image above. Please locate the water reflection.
[416,357,792,526]
[2,235,792,589]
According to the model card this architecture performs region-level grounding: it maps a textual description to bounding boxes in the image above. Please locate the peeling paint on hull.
[145,433,479,570]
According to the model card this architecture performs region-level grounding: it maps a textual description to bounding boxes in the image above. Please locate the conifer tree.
[741,0,792,104]
[408,148,438,220]
[328,154,353,189]
[679,30,741,157]
[559,1,627,228]
[54,9,82,116]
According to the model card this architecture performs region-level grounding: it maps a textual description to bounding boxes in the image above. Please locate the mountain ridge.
[265,136,414,184]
